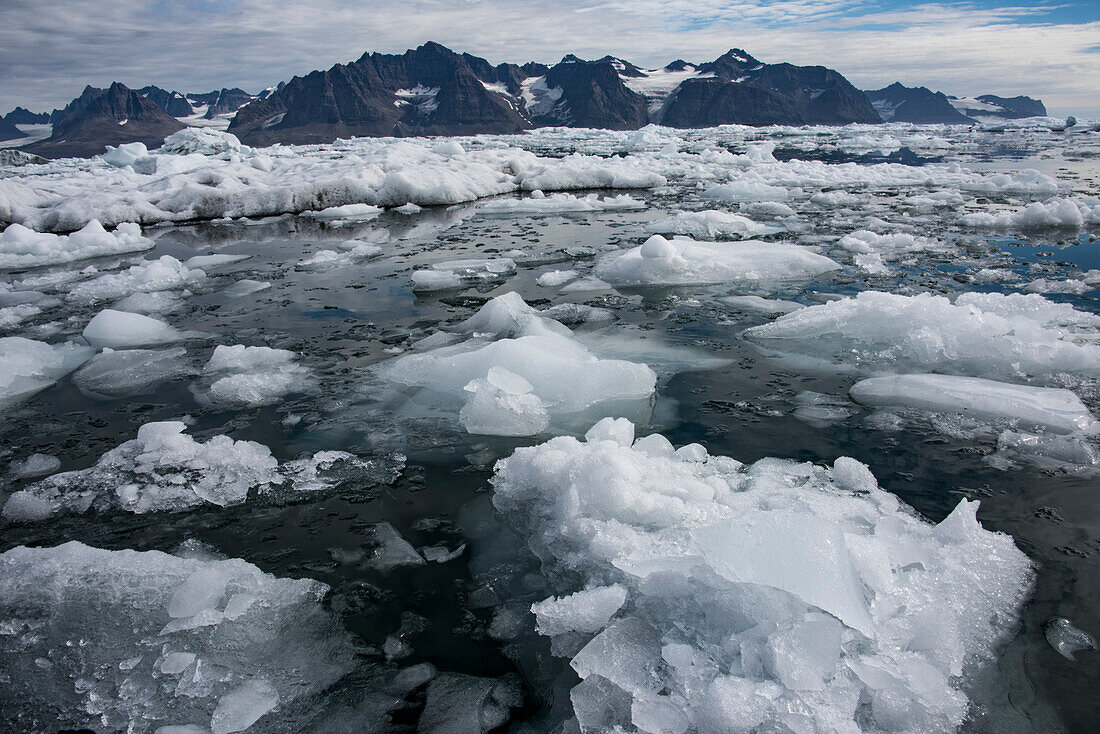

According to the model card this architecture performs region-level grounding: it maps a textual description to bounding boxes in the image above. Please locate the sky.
[1,0,1098,118]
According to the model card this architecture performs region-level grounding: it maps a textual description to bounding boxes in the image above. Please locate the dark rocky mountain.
[228,42,529,145]
[50,85,105,125]
[24,82,185,159]
[865,83,973,124]
[659,49,880,126]
[947,94,1047,120]
[0,116,27,142]
[138,86,194,117]
[198,88,254,118]
[4,107,50,125]
[528,56,649,129]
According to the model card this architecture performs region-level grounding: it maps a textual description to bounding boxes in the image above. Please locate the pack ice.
[2,421,403,520]
[0,336,93,411]
[492,419,1033,733]
[0,220,153,269]
[0,541,355,733]
[596,234,840,287]
[374,292,657,435]
[744,291,1100,382]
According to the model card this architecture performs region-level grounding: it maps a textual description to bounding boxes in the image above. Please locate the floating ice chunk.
[837,229,939,256]
[3,421,401,520]
[114,290,186,314]
[68,255,206,304]
[0,337,93,410]
[222,279,271,298]
[993,430,1100,468]
[411,258,516,292]
[8,452,61,479]
[596,235,840,287]
[72,346,191,399]
[203,344,313,407]
[460,367,551,436]
[516,153,666,191]
[491,423,1033,733]
[82,309,185,348]
[745,291,1100,382]
[851,374,1099,435]
[536,269,578,287]
[0,541,354,733]
[0,220,152,269]
[159,128,243,156]
[297,242,383,270]
[456,291,569,338]
[960,198,1098,230]
[363,522,425,572]
[305,203,383,221]
[184,253,251,270]
[646,210,776,240]
[101,142,150,168]
[0,303,41,328]
[791,390,855,426]
[1044,618,1096,661]
[532,585,628,636]
[704,180,790,203]
[720,295,804,316]
[475,192,644,215]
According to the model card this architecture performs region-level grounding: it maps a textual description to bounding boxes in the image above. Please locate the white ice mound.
[159,128,243,156]
[411,257,516,292]
[492,420,1034,733]
[745,290,1100,382]
[960,197,1100,230]
[82,309,185,348]
[67,255,206,304]
[0,337,93,411]
[515,153,666,191]
[2,421,403,520]
[0,220,152,269]
[376,293,656,434]
[596,234,840,287]
[202,344,313,407]
[0,541,354,733]
[850,374,1099,435]
[475,192,644,215]
[645,210,776,240]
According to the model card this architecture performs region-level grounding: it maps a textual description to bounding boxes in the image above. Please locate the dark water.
[2,150,1099,732]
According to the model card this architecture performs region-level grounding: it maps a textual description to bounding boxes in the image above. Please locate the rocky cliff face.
[865,83,973,124]
[0,116,27,142]
[49,86,105,126]
[25,83,185,159]
[947,94,1047,120]
[138,86,194,117]
[526,57,649,129]
[198,88,254,118]
[228,42,528,145]
[3,107,50,125]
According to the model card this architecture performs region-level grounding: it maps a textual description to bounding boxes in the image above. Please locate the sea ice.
[0,336,92,411]
[596,234,840,287]
[491,419,1034,733]
[645,210,776,240]
[67,255,206,304]
[850,374,1099,435]
[72,346,192,399]
[0,541,355,733]
[82,309,185,348]
[474,192,644,215]
[0,220,152,269]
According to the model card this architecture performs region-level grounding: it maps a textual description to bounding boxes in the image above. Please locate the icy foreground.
[0,541,354,733]
[2,421,404,520]
[493,419,1034,733]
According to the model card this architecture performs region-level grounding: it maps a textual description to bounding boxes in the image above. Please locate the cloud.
[0,0,1097,116]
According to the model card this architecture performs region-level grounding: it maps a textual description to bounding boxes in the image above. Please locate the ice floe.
[0,336,92,411]
[201,344,313,407]
[492,418,1033,733]
[0,220,152,269]
[645,210,777,239]
[2,421,403,520]
[596,234,840,287]
[82,309,186,348]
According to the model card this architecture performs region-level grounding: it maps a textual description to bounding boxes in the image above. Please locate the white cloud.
[0,0,1097,117]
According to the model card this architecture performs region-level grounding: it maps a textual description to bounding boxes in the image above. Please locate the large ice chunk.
[475,192,644,215]
[745,290,1100,382]
[0,336,93,410]
[67,255,206,304]
[202,344,313,407]
[850,374,1099,435]
[646,209,777,240]
[2,421,403,520]
[596,235,839,287]
[82,309,185,348]
[0,220,152,269]
[72,346,192,399]
[491,422,1033,733]
[0,541,355,733]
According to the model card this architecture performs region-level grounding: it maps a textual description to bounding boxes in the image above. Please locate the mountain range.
[4,42,1048,159]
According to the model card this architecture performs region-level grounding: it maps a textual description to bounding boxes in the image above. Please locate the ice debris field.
[1,119,1099,733]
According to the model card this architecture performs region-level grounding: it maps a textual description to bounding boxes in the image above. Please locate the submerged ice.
[492,419,1034,733]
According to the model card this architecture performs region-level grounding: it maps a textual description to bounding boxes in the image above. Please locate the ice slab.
[67,255,206,304]
[0,220,152,269]
[596,235,840,287]
[73,346,192,399]
[850,374,1099,435]
[646,210,776,240]
[0,541,354,733]
[474,192,644,215]
[0,336,93,411]
[2,421,403,520]
[745,291,1100,382]
[492,419,1033,733]
[82,309,185,348]
[202,344,313,407]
